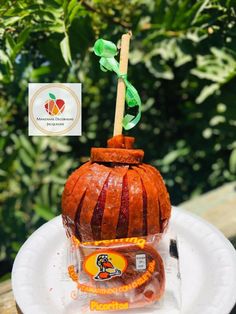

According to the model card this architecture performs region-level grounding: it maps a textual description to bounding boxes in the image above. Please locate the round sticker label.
[29,83,81,136]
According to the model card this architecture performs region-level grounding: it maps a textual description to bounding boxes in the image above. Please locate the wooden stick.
[113,32,132,136]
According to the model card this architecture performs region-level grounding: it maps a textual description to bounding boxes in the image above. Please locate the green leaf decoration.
[49,93,56,100]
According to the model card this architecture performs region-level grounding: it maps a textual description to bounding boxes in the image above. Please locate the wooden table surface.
[0,280,18,314]
[1,182,236,314]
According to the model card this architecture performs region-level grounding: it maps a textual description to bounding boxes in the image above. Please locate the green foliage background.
[0,0,236,277]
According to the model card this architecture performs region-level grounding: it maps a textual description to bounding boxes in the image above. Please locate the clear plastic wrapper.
[66,227,181,313]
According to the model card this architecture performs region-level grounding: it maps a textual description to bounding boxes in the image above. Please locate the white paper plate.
[12,207,236,314]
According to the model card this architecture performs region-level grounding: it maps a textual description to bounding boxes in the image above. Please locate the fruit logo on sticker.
[84,251,127,281]
[44,93,65,116]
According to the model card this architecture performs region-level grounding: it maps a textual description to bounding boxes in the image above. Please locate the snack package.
[66,226,181,313]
